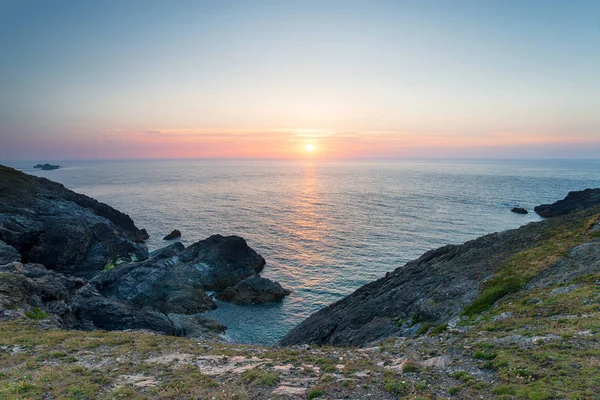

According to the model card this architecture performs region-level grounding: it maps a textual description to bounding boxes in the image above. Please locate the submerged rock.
[511,207,528,214]
[163,229,181,240]
[216,275,291,304]
[534,188,600,218]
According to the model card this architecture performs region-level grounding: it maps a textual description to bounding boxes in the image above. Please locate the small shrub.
[384,379,409,395]
[323,365,337,373]
[451,371,474,382]
[431,323,448,335]
[493,384,518,395]
[102,260,116,272]
[307,388,325,399]
[474,351,497,360]
[448,386,460,396]
[25,307,48,320]
[416,322,435,335]
[402,362,419,373]
[242,369,279,386]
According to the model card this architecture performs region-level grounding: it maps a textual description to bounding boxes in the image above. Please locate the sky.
[1,0,599,160]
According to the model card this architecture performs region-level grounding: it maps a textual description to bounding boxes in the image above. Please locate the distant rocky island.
[34,163,61,170]
[1,164,599,399]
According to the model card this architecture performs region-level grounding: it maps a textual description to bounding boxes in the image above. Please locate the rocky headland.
[1,165,598,399]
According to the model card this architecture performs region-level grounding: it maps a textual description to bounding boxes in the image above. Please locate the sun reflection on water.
[282,163,335,291]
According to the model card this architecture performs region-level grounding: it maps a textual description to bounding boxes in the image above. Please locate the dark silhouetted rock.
[534,188,600,218]
[217,275,291,304]
[163,229,182,240]
[179,235,266,290]
[0,240,20,265]
[0,165,148,278]
[34,163,60,170]
[511,207,528,214]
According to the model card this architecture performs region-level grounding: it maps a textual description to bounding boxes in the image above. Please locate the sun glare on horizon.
[305,144,315,152]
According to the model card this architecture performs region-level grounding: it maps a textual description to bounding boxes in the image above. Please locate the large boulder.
[0,165,148,278]
[534,188,600,217]
[178,235,266,290]
[216,275,291,304]
[90,235,273,314]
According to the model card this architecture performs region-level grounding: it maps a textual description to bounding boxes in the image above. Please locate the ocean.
[9,159,600,345]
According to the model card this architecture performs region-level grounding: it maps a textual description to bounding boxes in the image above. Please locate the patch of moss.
[307,388,325,399]
[25,307,48,320]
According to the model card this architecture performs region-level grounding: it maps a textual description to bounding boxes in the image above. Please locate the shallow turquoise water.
[11,159,600,344]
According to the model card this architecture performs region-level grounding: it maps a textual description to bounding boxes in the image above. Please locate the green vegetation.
[102,260,117,272]
[402,361,419,373]
[384,379,409,395]
[463,212,600,316]
[431,323,448,335]
[24,307,48,320]
[307,388,325,399]
[416,322,435,336]
[241,369,279,386]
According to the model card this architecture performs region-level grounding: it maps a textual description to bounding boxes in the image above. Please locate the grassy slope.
[1,211,599,399]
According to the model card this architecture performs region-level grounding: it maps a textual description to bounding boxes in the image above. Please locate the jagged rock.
[216,275,291,304]
[90,235,272,314]
[163,230,181,240]
[279,206,600,347]
[0,165,148,278]
[178,235,266,290]
[0,240,20,265]
[73,285,225,340]
[0,262,85,318]
[0,262,225,341]
[0,166,282,341]
[511,207,528,214]
[534,188,600,217]
[149,241,185,259]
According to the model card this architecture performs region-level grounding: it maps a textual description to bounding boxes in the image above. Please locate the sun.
[305,144,315,152]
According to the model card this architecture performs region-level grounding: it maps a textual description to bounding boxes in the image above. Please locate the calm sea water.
[9,159,600,344]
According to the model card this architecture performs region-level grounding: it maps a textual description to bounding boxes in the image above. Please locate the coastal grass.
[463,211,600,316]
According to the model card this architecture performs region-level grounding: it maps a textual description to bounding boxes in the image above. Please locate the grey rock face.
[534,188,600,218]
[179,234,266,290]
[0,165,148,278]
[0,262,225,341]
[216,275,291,304]
[0,240,20,265]
[279,207,600,347]
[91,235,270,313]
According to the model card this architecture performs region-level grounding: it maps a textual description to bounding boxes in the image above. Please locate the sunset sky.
[1,0,599,160]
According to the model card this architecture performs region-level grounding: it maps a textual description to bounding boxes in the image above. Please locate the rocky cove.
[1,165,599,399]
[0,165,290,341]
